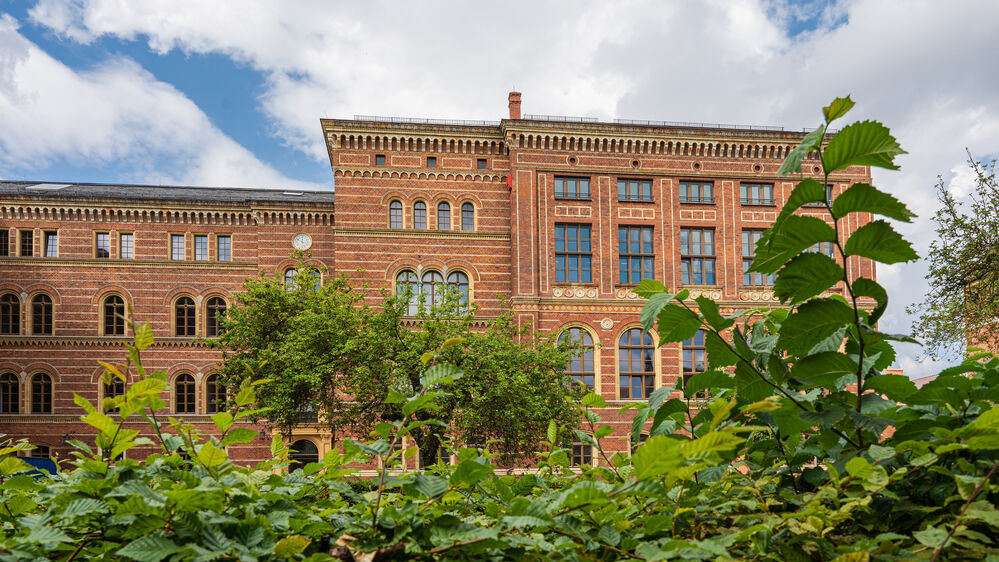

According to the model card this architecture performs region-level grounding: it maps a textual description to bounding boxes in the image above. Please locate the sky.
[2,0,998,378]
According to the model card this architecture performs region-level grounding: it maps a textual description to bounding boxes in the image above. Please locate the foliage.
[3,98,999,560]
[214,267,579,464]
[908,154,999,359]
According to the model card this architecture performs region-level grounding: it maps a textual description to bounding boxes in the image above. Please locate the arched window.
[289,439,319,472]
[0,373,18,414]
[0,294,19,335]
[618,328,655,400]
[284,268,297,290]
[446,271,470,312]
[30,373,51,413]
[461,203,475,231]
[437,202,451,230]
[421,271,444,309]
[560,327,595,388]
[206,297,227,337]
[174,373,196,414]
[103,295,125,336]
[205,374,225,414]
[389,200,403,228]
[413,201,427,229]
[31,294,52,335]
[396,270,420,315]
[175,297,196,337]
[104,377,124,413]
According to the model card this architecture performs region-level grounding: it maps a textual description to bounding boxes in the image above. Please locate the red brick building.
[0,93,874,466]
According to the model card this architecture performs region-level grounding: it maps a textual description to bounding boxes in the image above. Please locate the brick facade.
[0,93,874,466]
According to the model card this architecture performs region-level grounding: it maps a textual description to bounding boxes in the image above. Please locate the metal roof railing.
[613,118,785,132]
[353,115,500,127]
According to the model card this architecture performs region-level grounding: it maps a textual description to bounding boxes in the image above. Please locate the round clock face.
[292,233,312,250]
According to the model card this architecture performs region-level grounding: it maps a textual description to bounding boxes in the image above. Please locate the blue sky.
[2,0,999,378]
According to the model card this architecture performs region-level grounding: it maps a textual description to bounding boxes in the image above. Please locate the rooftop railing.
[353,115,500,126]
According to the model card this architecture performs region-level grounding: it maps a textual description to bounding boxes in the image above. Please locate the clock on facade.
[292,233,312,250]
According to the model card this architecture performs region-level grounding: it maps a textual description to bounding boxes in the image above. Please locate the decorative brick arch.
[91,285,134,306]
[23,284,61,304]
[21,362,61,384]
[441,259,480,282]
[161,287,200,307]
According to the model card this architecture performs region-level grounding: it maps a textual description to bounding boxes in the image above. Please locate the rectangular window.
[19,231,33,257]
[679,180,714,204]
[807,241,836,258]
[682,330,709,398]
[554,176,590,200]
[554,224,592,283]
[618,226,654,284]
[375,154,386,166]
[742,230,774,286]
[171,234,185,260]
[617,178,653,202]
[194,235,208,260]
[120,233,134,259]
[0,230,7,256]
[95,232,110,258]
[44,232,58,257]
[680,228,716,285]
[571,443,593,467]
[217,235,231,261]
[804,184,834,207]
[740,182,775,205]
[426,156,437,168]
[477,158,487,170]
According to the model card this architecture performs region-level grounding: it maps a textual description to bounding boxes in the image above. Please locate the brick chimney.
[508,91,522,119]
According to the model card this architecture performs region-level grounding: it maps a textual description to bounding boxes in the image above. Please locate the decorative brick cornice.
[332,168,504,182]
[0,257,259,269]
[334,227,509,240]
[0,336,210,347]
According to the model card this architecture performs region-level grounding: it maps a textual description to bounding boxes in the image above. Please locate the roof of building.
[0,180,334,205]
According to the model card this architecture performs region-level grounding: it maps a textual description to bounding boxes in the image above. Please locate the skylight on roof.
[282,191,304,196]
[26,183,70,191]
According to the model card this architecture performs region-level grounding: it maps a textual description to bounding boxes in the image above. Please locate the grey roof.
[0,180,333,205]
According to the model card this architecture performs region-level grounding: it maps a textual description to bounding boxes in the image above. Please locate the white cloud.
[18,0,999,377]
[0,14,323,190]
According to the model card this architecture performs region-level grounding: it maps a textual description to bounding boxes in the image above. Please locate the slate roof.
[0,181,333,205]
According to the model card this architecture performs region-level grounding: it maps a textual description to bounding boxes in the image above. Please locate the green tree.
[214,265,578,464]
[908,154,999,359]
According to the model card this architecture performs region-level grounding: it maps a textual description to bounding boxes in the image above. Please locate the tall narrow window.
[554,176,590,200]
[396,270,420,315]
[103,295,125,336]
[804,184,834,207]
[206,297,227,337]
[680,228,716,285]
[205,374,224,414]
[413,202,427,229]
[120,233,134,259]
[437,202,451,230]
[617,179,653,202]
[31,294,52,335]
[389,200,403,228]
[0,294,19,335]
[0,230,8,256]
[618,226,654,283]
[682,330,707,397]
[175,297,196,337]
[679,180,714,204]
[742,230,774,286]
[171,234,184,260]
[559,327,595,388]
[31,373,52,413]
[19,231,33,257]
[461,203,475,231]
[194,235,208,260]
[554,224,592,283]
[104,377,124,413]
[216,235,231,261]
[0,373,18,413]
[174,374,196,414]
[619,328,655,400]
[421,271,444,309]
[44,232,58,257]
[740,182,775,205]
[95,232,110,258]
[284,269,297,290]
[447,271,470,311]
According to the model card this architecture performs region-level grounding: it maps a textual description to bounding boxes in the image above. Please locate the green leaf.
[778,126,826,176]
[421,364,464,387]
[913,525,949,549]
[0,456,32,476]
[822,120,906,173]
[695,296,731,331]
[846,456,873,479]
[631,407,651,446]
[234,385,255,407]
[633,278,668,298]
[641,292,678,332]
[546,420,557,444]
[451,459,494,486]
[413,473,448,499]
[117,535,182,562]
[799,406,845,428]
[133,322,154,351]
[656,304,702,343]
[274,535,311,557]
[197,442,228,468]
[851,278,888,323]
[648,385,674,411]
[220,427,257,446]
[632,435,682,480]
[823,96,855,123]
[582,392,606,408]
[683,370,734,398]
[843,220,918,264]
[211,412,234,433]
[26,525,72,546]
[778,299,856,356]
[774,253,844,304]
[705,332,738,368]
[734,361,772,402]
[830,182,915,222]
[790,352,858,389]
[750,215,837,274]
